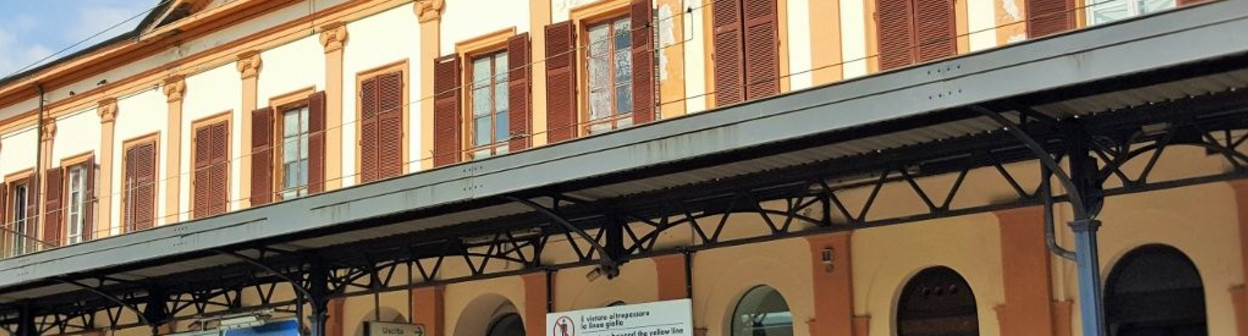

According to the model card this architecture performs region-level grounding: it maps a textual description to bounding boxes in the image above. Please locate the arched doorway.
[1105,244,1207,336]
[730,286,793,336]
[897,266,979,336]
[486,313,524,336]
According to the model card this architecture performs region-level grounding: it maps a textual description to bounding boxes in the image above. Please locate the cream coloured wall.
[51,108,102,164]
[840,0,869,79]
[342,4,422,187]
[555,261,660,311]
[43,49,181,107]
[852,213,1006,336]
[442,0,531,54]
[693,238,815,336]
[258,35,327,106]
[788,0,815,91]
[1056,182,1244,336]
[683,0,708,114]
[180,62,243,220]
[112,88,169,232]
[0,97,38,122]
[444,276,529,336]
[342,291,410,336]
[0,127,37,180]
[968,0,999,51]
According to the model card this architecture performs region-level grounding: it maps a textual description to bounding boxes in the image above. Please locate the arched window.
[731,286,793,336]
[876,0,957,70]
[1105,244,1207,335]
[897,266,979,336]
[486,313,524,336]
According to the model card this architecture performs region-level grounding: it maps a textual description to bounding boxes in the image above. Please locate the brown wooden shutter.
[308,91,327,193]
[434,55,462,167]
[83,156,95,241]
[377,72,405,180]
[0,183,6,242]
[712,0,746,106]
[360,77,380,182]
[25,175,38,250]
[193,126,212,219]
[877,0,916,70]
[914,0,956,62]
[126,141,157,231]
[545,21,578,143]
[43,167,64,247]
[631,0,657,125]
[507,33,532,151]
[210,122,230,215]
[251,107,274,206]
[1026,0,1074,38]
[193,121,229,219]
[743,0,780,101]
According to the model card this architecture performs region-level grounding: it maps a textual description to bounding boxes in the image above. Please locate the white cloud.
[0,22,56,77]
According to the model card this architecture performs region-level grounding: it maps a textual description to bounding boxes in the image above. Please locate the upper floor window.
[469,50,511,159]
[65,164,89,245]
[280,105,311,199]
[587,17,634,134]
[5,181,32,257]
[123,137,158,232]
[358,69,406,182]
[192,117,230,219]
[1087,0,1174,25]
[876,0,957,70]
[711,0,779,105]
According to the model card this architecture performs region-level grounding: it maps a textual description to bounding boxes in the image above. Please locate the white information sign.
[364,321,425,336]
[546,299,693,336]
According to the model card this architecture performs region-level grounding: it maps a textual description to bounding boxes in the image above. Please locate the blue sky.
[0,0,156,78]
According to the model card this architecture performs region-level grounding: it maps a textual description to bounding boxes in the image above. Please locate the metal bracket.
[54,279,152,328]
[503,196,621,279]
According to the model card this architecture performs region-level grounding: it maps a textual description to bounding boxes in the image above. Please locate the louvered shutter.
[877,0,915,70]
[743,0,780,100]
[1026,0,1073,38]
[631,0,657,124]
[308,91,327,193]
[210,122,230,215]
[377,72,405,180]
[126,142,157,231]
[0,184,6,242]
[914,0,956,62]
[43,167,63,247]
[24,175,37,250]
[193,126,212,219]
[545,21,578,143]
[359,77,380,182]
[83,156,95,241]
[507,34,532,151]
[434,55,462,167]
[713,0,746,106]
[251,107,274,206]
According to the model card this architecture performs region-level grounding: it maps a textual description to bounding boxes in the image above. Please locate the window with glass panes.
[66,165,87,245]
[470,51,510,159]
[1087,0,1173,24]
[281,106,311,200]
[586,17,633,134]
[9,183,29,256]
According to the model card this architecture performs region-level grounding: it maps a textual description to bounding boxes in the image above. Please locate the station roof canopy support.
[3,0,1248,332]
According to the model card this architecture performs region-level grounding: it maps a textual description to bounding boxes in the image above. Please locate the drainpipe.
[34,84,45,251]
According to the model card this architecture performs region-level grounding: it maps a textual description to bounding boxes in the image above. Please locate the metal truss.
[4,85,1248,335]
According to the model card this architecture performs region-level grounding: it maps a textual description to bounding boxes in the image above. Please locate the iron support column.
[16,303,35,336]
[307,261,330,336]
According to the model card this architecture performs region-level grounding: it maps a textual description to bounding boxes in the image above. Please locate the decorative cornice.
[236,50,263,79]
[320,22,349,53]
[163,75,187,103]
[414,0,444,23]
[41,122,57,142]
[98,98,118,123]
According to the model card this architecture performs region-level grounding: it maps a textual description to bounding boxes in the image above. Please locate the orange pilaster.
[1230,181,1248,334]
[805,233,854,336]
[654,254,689,300]
[411,286,445,336]
[522,272,551,336]
[995,206,1057,335]
[327,298,345,336]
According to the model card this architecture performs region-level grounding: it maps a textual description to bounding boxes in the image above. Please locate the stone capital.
[236,50,263,79]
[163,75,186,103]
[41,122,56,142]
[98,98,118,123]
[414,0,445,23]
[320,22,349,53]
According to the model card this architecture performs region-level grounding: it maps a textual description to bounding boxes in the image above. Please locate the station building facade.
[0,0,1241,336]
